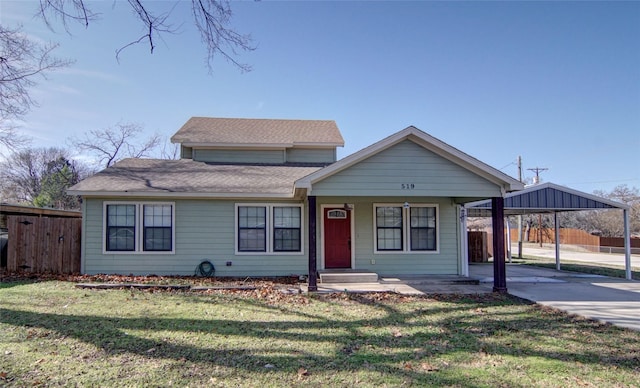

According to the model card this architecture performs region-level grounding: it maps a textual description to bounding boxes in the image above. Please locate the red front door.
[324,208,352,268]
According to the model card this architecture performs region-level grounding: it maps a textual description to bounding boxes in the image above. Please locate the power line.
[527,167,548,184]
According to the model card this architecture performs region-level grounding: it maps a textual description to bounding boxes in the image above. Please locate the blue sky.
[2,1,639,194]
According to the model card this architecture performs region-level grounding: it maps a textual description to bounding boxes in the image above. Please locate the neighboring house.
[68,117,523,281]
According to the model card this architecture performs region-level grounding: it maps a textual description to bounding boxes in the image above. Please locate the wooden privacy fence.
[7,215,81,274]
[509,227,600,251]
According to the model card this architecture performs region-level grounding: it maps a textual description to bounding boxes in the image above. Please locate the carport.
[466,182,633,280]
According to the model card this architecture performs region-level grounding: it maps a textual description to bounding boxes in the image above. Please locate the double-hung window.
[104,202,175,253]
[236,204,303,254]
[376,207,403,251]
[273,207,301,252]
[238,206,267,252]
[106,204,136,251]
[143,204,173,251]
[374,204,438,253]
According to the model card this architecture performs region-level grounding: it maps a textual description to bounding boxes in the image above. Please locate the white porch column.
[459,206,469,277]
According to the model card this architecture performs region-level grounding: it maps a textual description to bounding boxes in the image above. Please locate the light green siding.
[82,195,462,276]
[192,149,284,164]
[311,140,502,198]
[286,148,335,164]
[82,198,308,276]
[316,196,461,275]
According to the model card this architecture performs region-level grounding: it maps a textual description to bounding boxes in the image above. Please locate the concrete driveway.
[470,263,640,331]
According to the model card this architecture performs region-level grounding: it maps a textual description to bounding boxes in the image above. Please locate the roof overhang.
[179,142,343,149]
[68,190,302,200]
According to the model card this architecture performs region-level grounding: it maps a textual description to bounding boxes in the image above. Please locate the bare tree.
[71,122,161,168]
[0,146,89,209]
[558,185,640,237]
[37,0,255,72]
[590,185,640,237]
[160,135,180,160]
[0,24,71,151]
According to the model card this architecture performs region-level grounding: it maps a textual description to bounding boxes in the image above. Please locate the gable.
[307,140,504,198]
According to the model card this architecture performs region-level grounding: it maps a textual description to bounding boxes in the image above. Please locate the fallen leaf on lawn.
[421,362,440,372]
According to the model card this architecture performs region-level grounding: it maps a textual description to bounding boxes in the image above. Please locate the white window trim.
[102,201,176,255]
[234,203,304,256]
[373,203,439,254]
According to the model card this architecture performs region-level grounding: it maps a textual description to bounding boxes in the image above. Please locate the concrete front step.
[319,271,378,283]
[379,276,480,285]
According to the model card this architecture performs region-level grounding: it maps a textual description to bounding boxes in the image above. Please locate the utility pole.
[527,167,548,185]
[518,156,522,182]
[527,166,548,246]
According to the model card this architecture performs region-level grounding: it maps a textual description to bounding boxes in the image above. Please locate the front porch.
[307,269,484,294]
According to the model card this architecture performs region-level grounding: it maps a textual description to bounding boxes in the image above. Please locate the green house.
[68,117,523,286]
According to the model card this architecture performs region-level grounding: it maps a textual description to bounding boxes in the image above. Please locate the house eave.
[68,191,298,200]
[176,142,344,149]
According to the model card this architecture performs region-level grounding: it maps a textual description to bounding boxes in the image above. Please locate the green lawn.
[1,279,639,387]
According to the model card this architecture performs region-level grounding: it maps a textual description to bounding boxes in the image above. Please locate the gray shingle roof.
[170,117,344,146]
[68,158,322,197]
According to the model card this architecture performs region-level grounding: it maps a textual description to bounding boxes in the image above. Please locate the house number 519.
[401,183,415,190]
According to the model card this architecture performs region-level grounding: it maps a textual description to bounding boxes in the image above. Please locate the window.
[106,204,136,251]
[327,209,347,219]
[376,207,403,251]
[273,207,301,252]
[410,207,437,251]
[238,206,266,252]
[374,204,438,253]
[236,204,303,254]
[143,204,173,251]
[104,202,174,253]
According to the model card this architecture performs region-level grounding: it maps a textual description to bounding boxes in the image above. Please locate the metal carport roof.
[465,182,633,279]
[466,182,628,217]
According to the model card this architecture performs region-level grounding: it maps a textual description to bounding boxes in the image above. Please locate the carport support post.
[492,197,507,293]
[308,196,318,291]
[554,211,561,271]
[624,209,631,280]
